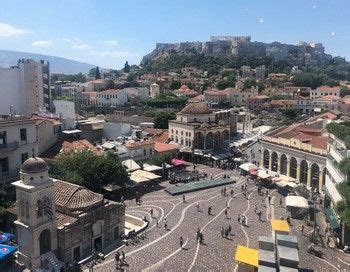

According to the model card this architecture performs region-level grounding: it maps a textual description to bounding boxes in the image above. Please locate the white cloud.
[312,4,317,9]
[0,22,31,37]
[72,43,91,50]
[100,40,118,46]
[259,17,264,23]
[32,40,53,48]
[331,31,336,36]
[62,38,71,42]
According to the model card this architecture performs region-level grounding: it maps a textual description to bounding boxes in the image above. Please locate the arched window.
[311,163,320,189]
[37,199,43,217]
[24,201,29,219]
[300,160,308,184]
[271,152,278,172]
[263,150,269,169]
[39,229,51,255]
[280,154,287,175]
[290,157,297,178]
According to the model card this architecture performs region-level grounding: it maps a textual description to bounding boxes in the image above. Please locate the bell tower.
[12,154,57,269]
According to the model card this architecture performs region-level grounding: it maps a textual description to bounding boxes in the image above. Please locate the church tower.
[12,155,57,269]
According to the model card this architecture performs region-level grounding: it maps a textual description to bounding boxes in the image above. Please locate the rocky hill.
[141,36,334,71]
[0,49,95,74]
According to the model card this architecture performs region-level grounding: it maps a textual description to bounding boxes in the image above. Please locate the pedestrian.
[241,184,244,191]
[224,208,228,219]
[196,228,201,241]
[221,188,224,195]
[258,210,262,221]
[221,227,225,237]
[115,252,120,266]
[180,236,184,248]
[242,215,246,226]
[238,215,241,224]
[150,208,154,218]
[224,228,228,238]
[228,224,232,235]
[208,206,212,215]
[301,225,305,234]
[223,187,226,196]
[156,217,159,227]
[230,189,234,198]
[196,202,200,212]
[268,195,271,204]
[183,194,186,203]
[279,198,283,207]
[121,251,125,264]
[226,200,229,208]
[265,190,268,197]
[164,218,167,230]
[254,204,257,213]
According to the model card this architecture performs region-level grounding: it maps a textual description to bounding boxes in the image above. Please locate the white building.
[150,83,160,98]
[103,122,131,140]
[310,86,341,99]
[97,89,128,107]
[0,116,38,187]
[53,100,76,129]
[325,124,350,245]
[0,59,50,116]
[124,87,149,101]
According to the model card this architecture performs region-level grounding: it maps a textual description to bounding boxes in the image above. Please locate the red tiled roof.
[61,139,101,155]
[125,140,154,148]
[31,115,62,126]
[316,85,341,91]
[154,142,179,153]
[152,132,169,143]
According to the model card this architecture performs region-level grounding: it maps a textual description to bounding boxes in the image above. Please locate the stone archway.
[300,160,308,184]
[194,132,204,149]
[280,154,287,175]
[39,229,51,255]
[214,131,221,149]
[290,157,297,178]
[222,130,229,149]
[263,150,269,169]
[311,163,320,189]
[205,132,214,149]
[271,152,278,172]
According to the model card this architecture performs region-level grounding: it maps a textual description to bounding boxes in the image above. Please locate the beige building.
[225,87,258,106]
[0,116,37,187]
[259,120,328,191]
[11,156,125,270]
[150,83,160,98]
[310,86,340,99]
[0,59,50,116]
[124,140,155,161]
[169,103,230,150]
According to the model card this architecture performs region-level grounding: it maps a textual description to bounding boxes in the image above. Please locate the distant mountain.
[0,49,95,74]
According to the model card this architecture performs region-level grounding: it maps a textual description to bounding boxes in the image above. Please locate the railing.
[0,142,19,151]
[0,169,20,186]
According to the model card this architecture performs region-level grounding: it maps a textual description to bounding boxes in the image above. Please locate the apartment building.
[0,59,50,116]
[97,89,128,107]
[0,116,37,186]
[325,124,350,245]
[310,86,341,99]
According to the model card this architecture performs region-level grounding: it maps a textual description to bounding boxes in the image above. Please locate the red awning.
[171,158,187,166]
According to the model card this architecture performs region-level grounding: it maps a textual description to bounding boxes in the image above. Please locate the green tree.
[170,80,181,90]
[88,67,96,77]
[50,150,128,193]
[154,111,176,129]
[105,79,115,89]
[243,77,264,92]
[124,61,130,73]
[95,66,101,79]
[149,153,173,166]
[340,86,350,98]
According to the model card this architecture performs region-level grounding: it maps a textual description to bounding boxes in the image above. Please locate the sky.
[0,0,349,69]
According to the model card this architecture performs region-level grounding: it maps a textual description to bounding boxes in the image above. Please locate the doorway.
[94,236,102,251]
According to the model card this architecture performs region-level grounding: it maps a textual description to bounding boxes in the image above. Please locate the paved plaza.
[86,165,350,272]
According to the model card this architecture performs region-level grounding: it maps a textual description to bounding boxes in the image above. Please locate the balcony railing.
[0,169,20,186]
[0,142,19,152]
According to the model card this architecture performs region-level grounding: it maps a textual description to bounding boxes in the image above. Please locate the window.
[0,131,7,145]
[181,131,183,135]
[114,226,120,240]
[21,153,28,163]
[20,128,27,142]
[0,157,9,173]
[37,199,43,217]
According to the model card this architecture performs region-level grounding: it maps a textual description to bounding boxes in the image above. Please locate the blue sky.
[0,0,348,69]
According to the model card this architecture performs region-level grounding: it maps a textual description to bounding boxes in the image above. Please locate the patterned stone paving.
[84,165,350,272]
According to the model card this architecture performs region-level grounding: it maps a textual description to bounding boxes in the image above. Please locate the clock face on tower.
[42,196,53,219]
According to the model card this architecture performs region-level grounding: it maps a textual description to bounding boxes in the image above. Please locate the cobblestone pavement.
[86,165,350,272]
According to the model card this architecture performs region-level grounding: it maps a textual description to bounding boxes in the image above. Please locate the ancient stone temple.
[11,156,125,271]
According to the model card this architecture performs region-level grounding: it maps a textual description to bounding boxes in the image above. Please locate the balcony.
[0,142,19,153]
[0,169,20,186]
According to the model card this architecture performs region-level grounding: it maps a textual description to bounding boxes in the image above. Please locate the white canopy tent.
[130,170,162,184]
[285,195,309,209]
[122,159,141,172]
[239,163,258,172]
[143,163,162,172]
